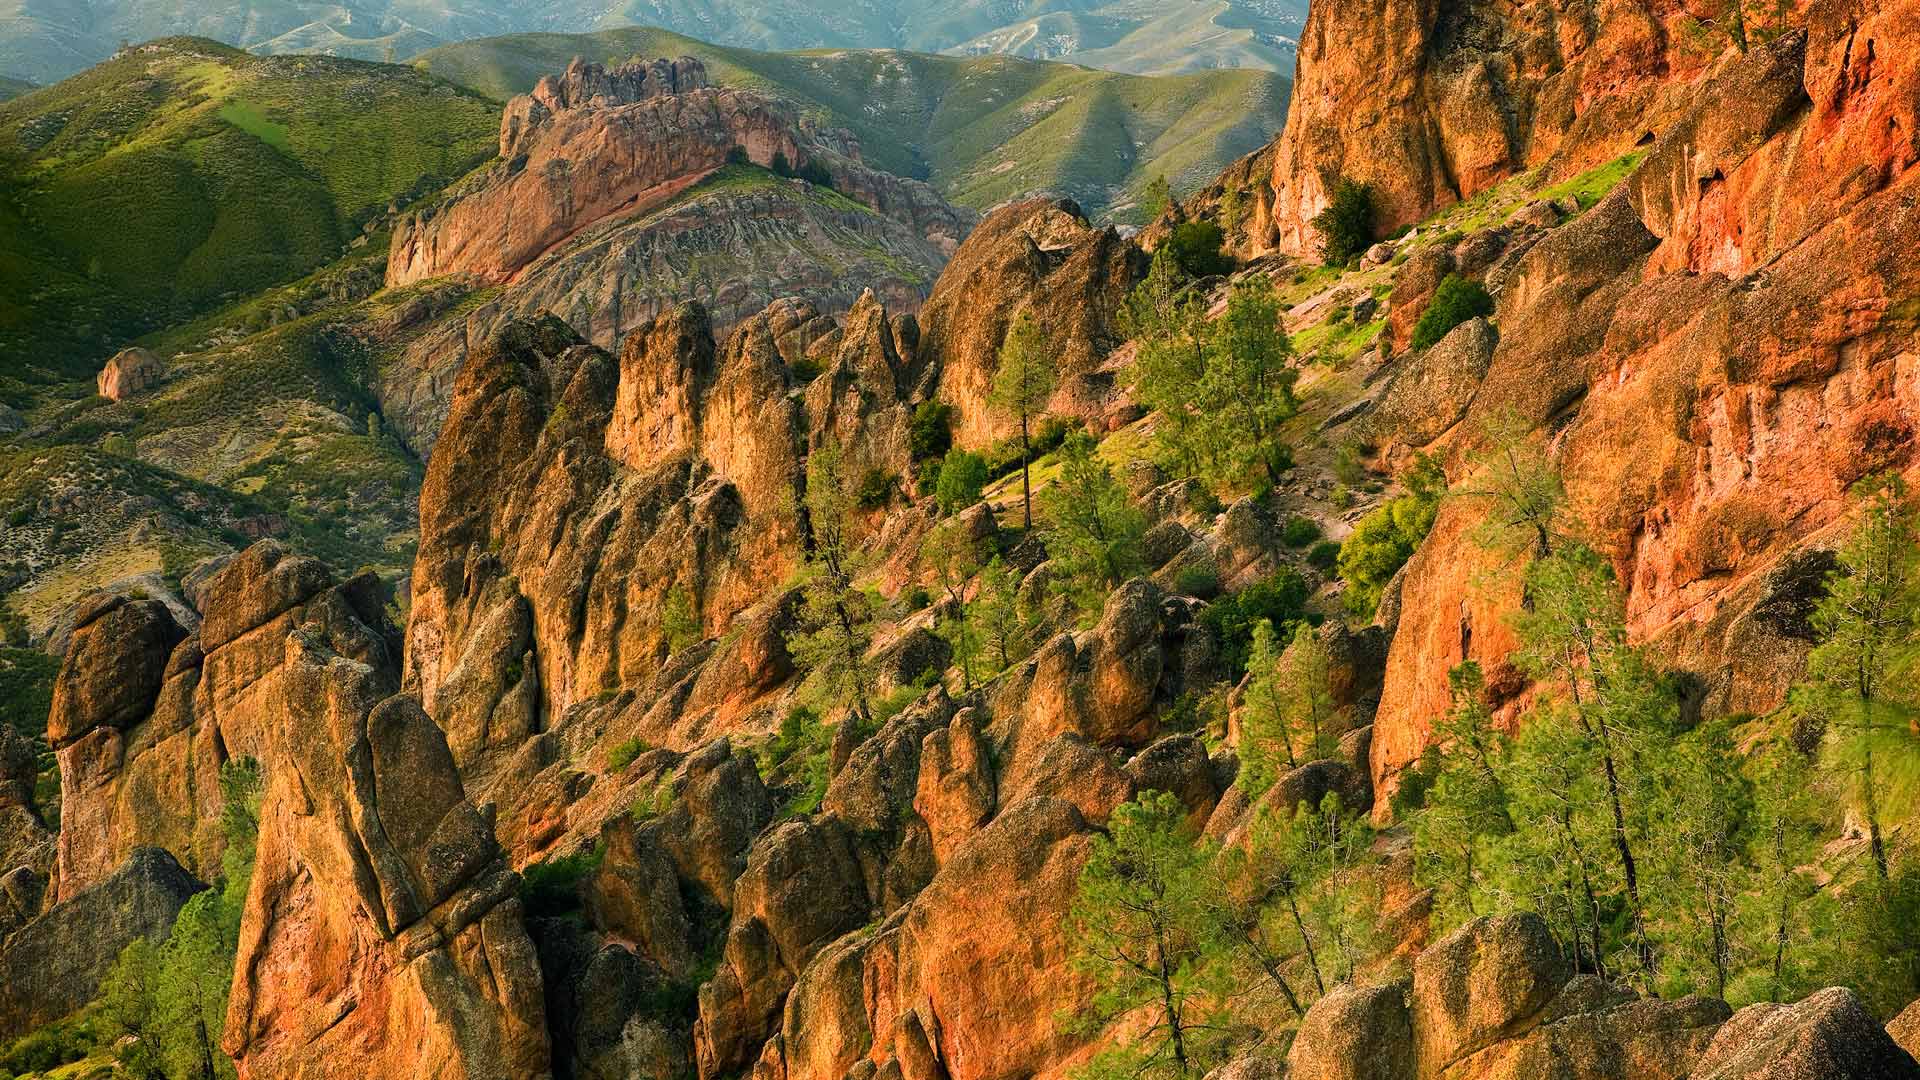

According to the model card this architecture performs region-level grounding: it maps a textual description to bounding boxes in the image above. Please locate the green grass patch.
[218,99,289,149]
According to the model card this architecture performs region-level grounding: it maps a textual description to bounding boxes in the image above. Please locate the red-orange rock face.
[1371,2,1920,809]
[919,198,1148,447]
[1239,0,1727,257]
[387,58,972,289]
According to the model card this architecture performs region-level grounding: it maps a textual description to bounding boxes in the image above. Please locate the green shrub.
[1166,220,1233,278]
[631,776,676,823]
[934,449,990,514]
[1311,179,1377,264]
[1174,561,1222,599]
[856,468,896,510]
[1333,441,1369,487]
[1337,456,1445,618]
[903,586,933,612]
[909,401,956,464]
[519,843,605,919]
[1198,567,1312,679]
[983,417,1070,480]
[606,737,651,772]
[1409,274,1495,351]
[0,1015,96,1074]
[1307,540,1342,572]
[1280,515,1322,547]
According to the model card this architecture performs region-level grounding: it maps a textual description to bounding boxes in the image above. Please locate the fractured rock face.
[0,847,203,1040]
[1256,0,1712,256]
[1372,15,1920,808]
[920,198,1148,446]
[223,636,551,1080]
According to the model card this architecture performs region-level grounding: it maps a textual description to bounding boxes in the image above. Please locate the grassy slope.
[0,76,30,100]
[0,37,497,389]
[416,27,1287,219]
[950,0,1296,76]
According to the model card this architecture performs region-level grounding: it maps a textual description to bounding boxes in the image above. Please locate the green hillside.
[949,0,1301,75]
[0,37,497,391]
[416,27,1287,220]
[0,76,30,101]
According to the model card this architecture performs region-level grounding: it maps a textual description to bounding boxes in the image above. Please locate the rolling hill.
[0,36,497,389]
[416,27,1289,222]
[0,0,1305,84]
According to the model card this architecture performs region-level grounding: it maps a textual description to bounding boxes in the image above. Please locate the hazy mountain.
[418,26,1289,220]
[0,0,1305,83]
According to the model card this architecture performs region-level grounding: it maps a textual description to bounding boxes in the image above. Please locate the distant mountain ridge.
[416,27,1289,222]
[0,0,1305,84]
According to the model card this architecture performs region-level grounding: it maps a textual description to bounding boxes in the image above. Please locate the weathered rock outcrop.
[31,539,549,1078]
[0,726,51,879]
[920,198,1148,446]
[1692,988,1920,1079]
[47,546,394,900]
[1247,0,1716,256]
[223,639,550,1080]
[1368,7,1920,806]
[388,57,971,290]
[1286,914,1730,1080]
[0,847,203,1040]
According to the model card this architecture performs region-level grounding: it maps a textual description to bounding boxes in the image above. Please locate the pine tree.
[1645,718,1752,999]
[1803,473,1920,884]
[787,441,879,725]
[1201,276,1297,491]
[922,520,988,689]
[1459,407,1569,563]
[990,310,1058,529]
[1511,542,1668,981]
[1066,791,1224,1080]
[971,556,1034,675]
[1737,737,1834,1004]
[1412,663,1512,926]
[1040,432,1146,615]
[1239,622,1341,798]
[1237,620,1299,796]
[1121,250,1214,479]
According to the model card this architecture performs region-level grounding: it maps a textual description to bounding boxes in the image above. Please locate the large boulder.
[1288,982,1415,1080]
[1363,317,1497,450]
[1693,987,1920,1080]
[1411,914,1570,1074]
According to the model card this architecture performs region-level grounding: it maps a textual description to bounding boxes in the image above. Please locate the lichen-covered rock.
[1363,317,1497,450]
[1892,999,1920,1061]
[0,847,203,1040]
[1692,987,1920,1080]
[1411,914,1571,1074]
[1288,982,1415,1080]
